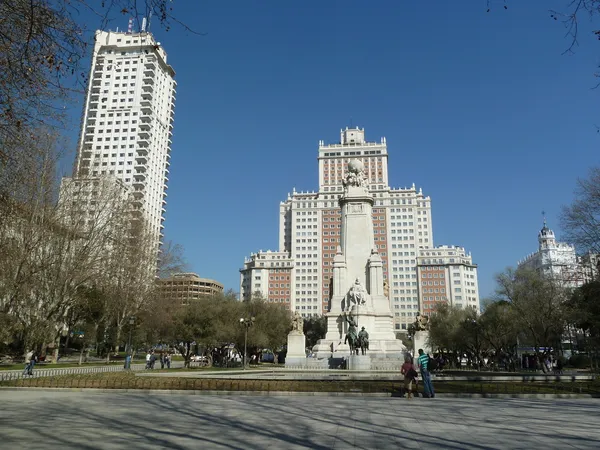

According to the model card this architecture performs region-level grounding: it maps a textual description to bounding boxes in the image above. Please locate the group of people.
[145,351,171,369]
[400,348,435,399]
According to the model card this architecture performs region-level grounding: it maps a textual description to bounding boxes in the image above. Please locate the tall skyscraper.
[240,127,481,331]
[68,29,176,250]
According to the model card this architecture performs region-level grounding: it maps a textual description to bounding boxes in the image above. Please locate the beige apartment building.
[159,273,224,305]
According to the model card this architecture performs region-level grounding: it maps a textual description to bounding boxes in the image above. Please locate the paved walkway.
[0,391,598,449]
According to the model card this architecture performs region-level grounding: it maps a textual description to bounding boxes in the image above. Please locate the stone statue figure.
[344,311,359,355]
[342,159,367,190]
[414,312,430,331]
[358,326,369,355]
[348,278,366,308]
[291,311,304,333]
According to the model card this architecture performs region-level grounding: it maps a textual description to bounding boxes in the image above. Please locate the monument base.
[348,354,371,370]
[413,330,431,355]
[285,332,306,368]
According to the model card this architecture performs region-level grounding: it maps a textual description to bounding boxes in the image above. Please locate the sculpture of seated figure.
[347,278,366,309]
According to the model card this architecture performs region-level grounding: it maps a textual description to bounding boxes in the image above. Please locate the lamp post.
[239,317,255,370]
[126,316,135,369]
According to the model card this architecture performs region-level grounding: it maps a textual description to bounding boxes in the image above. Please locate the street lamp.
[239,317,255,370]
[126,316,136,369]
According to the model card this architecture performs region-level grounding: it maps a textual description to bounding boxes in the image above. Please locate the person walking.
[417,348,435,398]
[165,353,171,369]
[149,351,157,369]
[400,355,418,399]
[23,350,35,376]
[145,351,152,369]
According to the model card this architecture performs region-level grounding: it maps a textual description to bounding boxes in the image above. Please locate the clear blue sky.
[64,1,598,297]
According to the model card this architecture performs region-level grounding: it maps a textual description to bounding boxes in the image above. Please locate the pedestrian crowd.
[145,350,171,369]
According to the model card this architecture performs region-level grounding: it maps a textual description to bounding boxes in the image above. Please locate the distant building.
[518,220,599,287]
[417,246,480,314]
[158,273,223,305]
[64,28,176,261]
[239,251,294,310]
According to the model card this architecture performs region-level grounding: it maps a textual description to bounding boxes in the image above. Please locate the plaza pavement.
[0,390,598,449]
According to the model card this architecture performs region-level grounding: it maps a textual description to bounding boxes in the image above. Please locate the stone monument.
[312,159,406,367]
[285,311,307,367]
[412,312,431,355]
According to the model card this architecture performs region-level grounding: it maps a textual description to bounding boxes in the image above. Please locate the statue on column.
[291,311,304,334]
[414,312,430,331]
[342,159,367,191]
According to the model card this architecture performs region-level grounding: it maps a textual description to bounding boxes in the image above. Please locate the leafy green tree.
[567,280,600,369]
[237,300,291,355]
[428,303,473,367]
[478,300,520,368]
[303,316,327,349]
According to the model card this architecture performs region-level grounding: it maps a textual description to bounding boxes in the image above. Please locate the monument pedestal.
[413,330,431,355]
[348,354,371,370]
[285,331,306,367]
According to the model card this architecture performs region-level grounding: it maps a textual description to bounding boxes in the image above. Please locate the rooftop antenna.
[147,12,153,32]
[141,17,147,32]
[128,17,133,34]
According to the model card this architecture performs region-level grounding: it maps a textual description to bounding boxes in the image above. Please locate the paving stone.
[0,391,598,449]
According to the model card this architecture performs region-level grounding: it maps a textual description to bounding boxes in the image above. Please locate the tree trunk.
[114,326,122,354]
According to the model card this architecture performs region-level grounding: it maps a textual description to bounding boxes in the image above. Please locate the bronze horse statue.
[344,312,359,355]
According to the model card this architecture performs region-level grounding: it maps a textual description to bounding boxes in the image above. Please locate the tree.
[237,300,291,355]
[566,280,600,369]
[147,294,292,368]
[157,240,189,278]
[101,218,158,355]
[428,304,474,367]
[303,316,327,349]
[560,166,600,254]
[0,1,200,152]
[0,132,128,356]
[547,1,600,55]
[478,300,520,369]
[495,267,567,361]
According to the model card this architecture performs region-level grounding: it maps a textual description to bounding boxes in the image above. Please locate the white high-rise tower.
[70,29,176,250]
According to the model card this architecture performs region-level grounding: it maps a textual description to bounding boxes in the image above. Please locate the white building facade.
[518,221,598,287]
[241,127,480,330]
[66,29,176,252]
